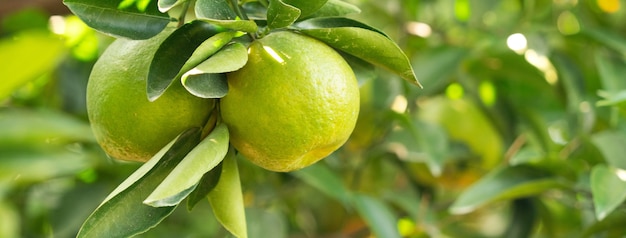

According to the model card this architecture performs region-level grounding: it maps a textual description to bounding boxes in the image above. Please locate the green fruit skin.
[220,31,360,172]
[87,30,213,162]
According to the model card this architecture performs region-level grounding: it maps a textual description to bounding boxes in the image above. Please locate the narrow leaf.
[582,28,626,54]
[295,17,388,38]
[182,73,229,98]
[63,0,169,39]
[267,0,301,30]
[148,20,223,101]
[353,194,401,238]
[298,26,421,87]
[306,0,361,19]
[158,0,185,12]
[282,0,327,18]
[144,124,229,207]
[77,128,201,238]
[187,162,222,211]
[187,42,248,74]
[590,164,626,220]
[583,208,626,237]
[291,163,352,205]
[208,150,247,238]
[177,32,237,80]
[449,164,568,214]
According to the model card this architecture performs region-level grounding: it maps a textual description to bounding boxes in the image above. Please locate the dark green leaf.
[148,20,223,101]
[158,0,185,12]
[63,0,170,39]
[187,162,222,211]
[449,164,568,214]
[295,17,388,38]
[208,149,247,238]
[411,46,467,95]
[591,131,626,170]
[503,198,538,238]
[353,194,401,238]
[283,0,327,18]
[306,0,361,19]
[591,164,626,220]
[144,124,229,207]
[177,32,237,80]
[291,163,352,205]
[267,0,301,30]
[594,49,626,93]
[182,73,228,98]
[76,128,201,238]
[298,26,421,87]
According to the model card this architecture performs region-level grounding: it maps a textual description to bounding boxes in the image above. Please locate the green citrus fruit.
[220,31,359,172]
[87,30,213,162]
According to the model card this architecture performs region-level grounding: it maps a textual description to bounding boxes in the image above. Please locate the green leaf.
[410,46,467,95]
[267,0,301,30]
[158,0,186,12]
[77,128,201,238]
[449,164,568,214]
[597,90,626,107]
[388,114,449,176]
[0,31,65,100]
[583,208,626,237]
[148,20,223,101]
[353,194,401,238]
[177,31,237,80]
[195,0,258,32]
[0,148,92,184]
[208,149,247,238]
[195,0,237,20]
[306,0,361,19]
[144,123,229,207]
[594,49,626,93]
[295,17,388,38]
[291,163,352,205]
[182,73,229,98]
[591,164,626,220]
[340,52,376,86]
[187,162,222,211]
[186,42,248,74]
[582,28,626,55]
[298,26,421,87]
[0,109,94,146]
[63,0,170,39]
[591,131,626,170]
[282,0,327,18]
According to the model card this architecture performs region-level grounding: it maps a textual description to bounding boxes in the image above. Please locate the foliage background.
[2,0,626,237]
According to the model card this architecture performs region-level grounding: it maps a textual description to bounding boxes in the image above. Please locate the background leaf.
[353,194,401,238]
[208,150,247,238]
[77,128,201,238]
[145,124,229,207]
[449,165,568,214]
[291,163,352,205]
[591,131,626,170]
[148,21,222,101]
[63,0,169,39]
[590,164,626,220]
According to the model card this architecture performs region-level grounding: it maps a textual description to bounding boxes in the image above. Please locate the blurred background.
[2,0,626,237]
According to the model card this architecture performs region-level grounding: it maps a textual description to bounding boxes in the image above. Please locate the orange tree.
[2,0,626,237]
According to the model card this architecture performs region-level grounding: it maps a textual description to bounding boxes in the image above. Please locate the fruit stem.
[177,0,191,27]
